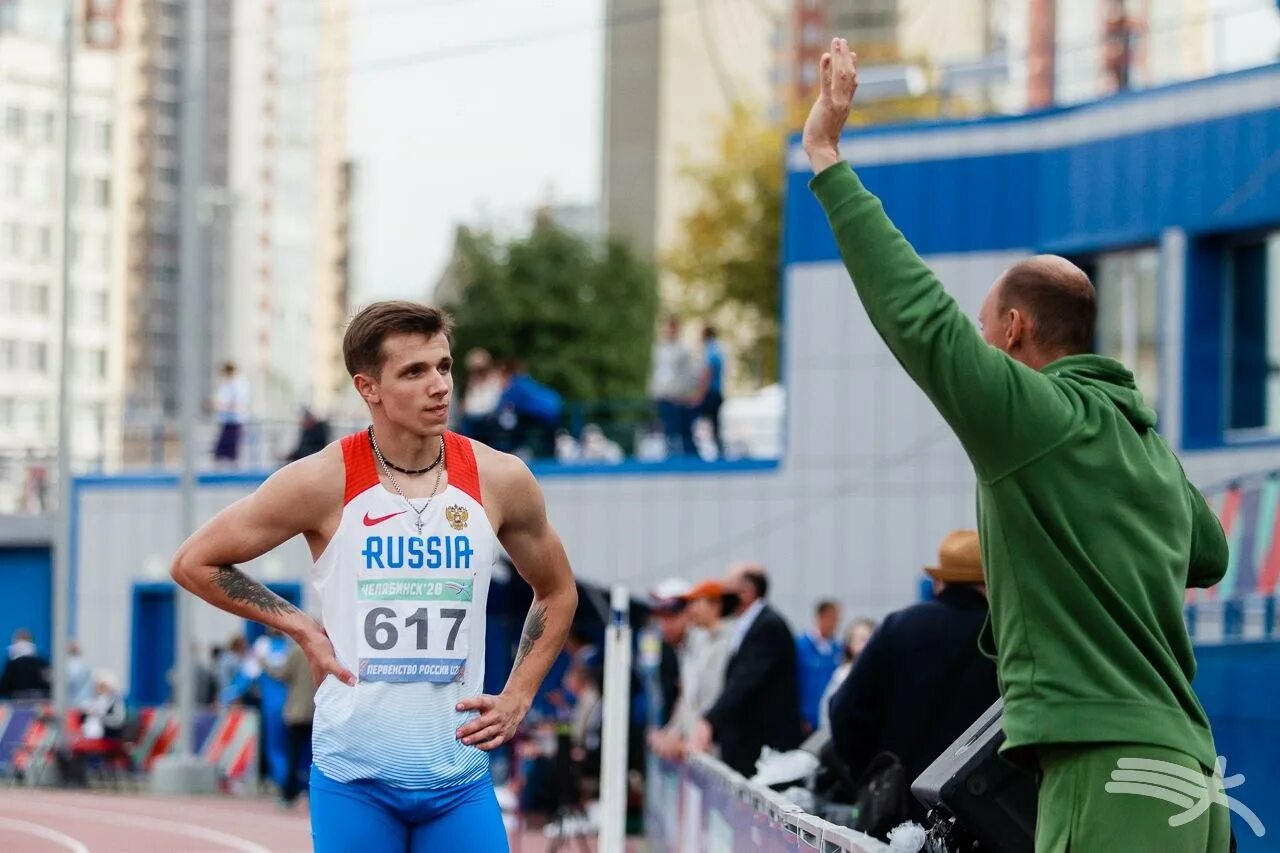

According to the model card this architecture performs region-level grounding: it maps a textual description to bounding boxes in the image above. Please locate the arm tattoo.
[212,565,299,617]
[512,602,548,672]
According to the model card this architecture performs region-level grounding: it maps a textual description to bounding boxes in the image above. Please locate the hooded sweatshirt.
[810,163,1228,770]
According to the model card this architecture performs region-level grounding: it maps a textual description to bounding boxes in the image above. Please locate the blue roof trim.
[73,470,278,489]
[73,458,784,491]
[784,61,1280,154]
[528,458,781,478]
[784,99,1280,263]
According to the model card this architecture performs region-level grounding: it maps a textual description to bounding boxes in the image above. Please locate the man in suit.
[690,563,803,776]
[829,530,1000,828]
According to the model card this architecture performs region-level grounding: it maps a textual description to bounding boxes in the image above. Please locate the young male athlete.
[802,39,1229,852]
[172,302,578,851]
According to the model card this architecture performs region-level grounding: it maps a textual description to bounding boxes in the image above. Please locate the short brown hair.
[343,301,453,378]
[998,256,1096,355]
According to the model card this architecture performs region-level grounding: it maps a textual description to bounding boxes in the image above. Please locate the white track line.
[3,792,307,826]
[0,816,91,853]
[7,803,273,853]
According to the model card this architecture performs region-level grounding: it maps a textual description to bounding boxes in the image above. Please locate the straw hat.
[924,530,985,585]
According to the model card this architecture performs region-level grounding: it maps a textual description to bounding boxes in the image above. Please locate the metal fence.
[645,753,889,853]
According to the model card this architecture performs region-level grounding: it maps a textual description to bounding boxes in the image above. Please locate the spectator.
[566,663,603,777]
[78,670,127,742]
[652,579,733,759]
[0,628,50,700]
[496,360,563,458]
[817,617,876,734]
[262,641,316,809]
[578,424,623,463]
[212,362,250,467]
[796,600,842,734]
[460,348,504,443]
[691,564,803,777]
[56,669,128,787]
[253,629,292,792]
[648,579,692,731]
[66,640,94,708]
[200,646,223,706]
[693,325,726,457]
[648,316,697,457]
[284,408,329,462]
[215,635,249,704]
[565,627,601,671]
[829,530,999,831]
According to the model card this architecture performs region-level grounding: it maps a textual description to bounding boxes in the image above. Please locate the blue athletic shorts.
[310,765,508,852]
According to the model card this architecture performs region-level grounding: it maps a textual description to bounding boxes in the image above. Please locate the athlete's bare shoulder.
[466,437,541,531]
[255,440,346,529]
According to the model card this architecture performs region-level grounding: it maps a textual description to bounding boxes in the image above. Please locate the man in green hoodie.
[801,39,1231,852]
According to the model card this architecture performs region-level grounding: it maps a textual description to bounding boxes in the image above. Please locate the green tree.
[441,214,659,407]
[664,101,785,386]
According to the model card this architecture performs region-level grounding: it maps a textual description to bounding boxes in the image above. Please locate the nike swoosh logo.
[363,510,406,527]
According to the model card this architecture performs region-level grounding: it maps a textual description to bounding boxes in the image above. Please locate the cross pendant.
[415,519,424,534]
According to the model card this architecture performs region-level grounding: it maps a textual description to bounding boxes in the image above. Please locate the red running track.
[0,790,640,852]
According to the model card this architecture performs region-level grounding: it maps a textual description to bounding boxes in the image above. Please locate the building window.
[2,222,21,255]
[1225,231,1280,434]
[1078,247,1160,410]
[3,163,20,197]
[96,119,111,153]
[29,341,47,374]
[3,106,22,140]
[41,112,55,144]
[94,177,111,208]
[37,227,52,259]
[81,289,106,322]
[19,399,46,432]
[0,398,12,428]
[0,281,17,313]
[29,282,49,315]
[0,339,16,370]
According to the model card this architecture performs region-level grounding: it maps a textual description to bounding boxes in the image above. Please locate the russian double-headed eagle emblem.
[445,505,469,531]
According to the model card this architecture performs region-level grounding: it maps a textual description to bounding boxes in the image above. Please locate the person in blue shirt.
[496,360,563,458]
[795,599,841,734]
[693,326,726,457]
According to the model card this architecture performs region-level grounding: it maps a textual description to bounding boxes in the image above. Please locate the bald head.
[979,255,1096,369]
[995,255,1096,356]
[726,562,768,612]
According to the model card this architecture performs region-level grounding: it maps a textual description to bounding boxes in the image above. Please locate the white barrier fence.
[645,753,889,853]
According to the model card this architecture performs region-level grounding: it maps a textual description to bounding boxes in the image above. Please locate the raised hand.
[802,37,859,173]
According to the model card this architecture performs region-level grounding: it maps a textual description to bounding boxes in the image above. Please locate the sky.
[347,0,604,304]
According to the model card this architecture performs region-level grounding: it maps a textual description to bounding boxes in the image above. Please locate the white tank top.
[311,429,498,788]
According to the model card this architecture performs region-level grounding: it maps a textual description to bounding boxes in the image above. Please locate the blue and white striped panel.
[311,677,490,789]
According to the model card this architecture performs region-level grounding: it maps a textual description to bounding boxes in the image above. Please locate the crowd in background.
[454,314,728,465]
[198,316,731,470]
[510,528,1001,841]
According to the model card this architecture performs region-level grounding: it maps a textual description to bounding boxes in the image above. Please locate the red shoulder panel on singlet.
[341,430,380,506]
[443,431,483,506]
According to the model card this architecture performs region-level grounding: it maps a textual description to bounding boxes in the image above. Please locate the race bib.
[355,578,472,684]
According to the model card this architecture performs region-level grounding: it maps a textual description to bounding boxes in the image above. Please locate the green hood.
[1042,354,1158,431]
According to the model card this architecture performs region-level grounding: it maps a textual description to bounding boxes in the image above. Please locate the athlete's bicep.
[175,457,337,571]
[492,458,574,595]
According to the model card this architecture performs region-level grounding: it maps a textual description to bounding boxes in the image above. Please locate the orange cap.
[681,579,724,601]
